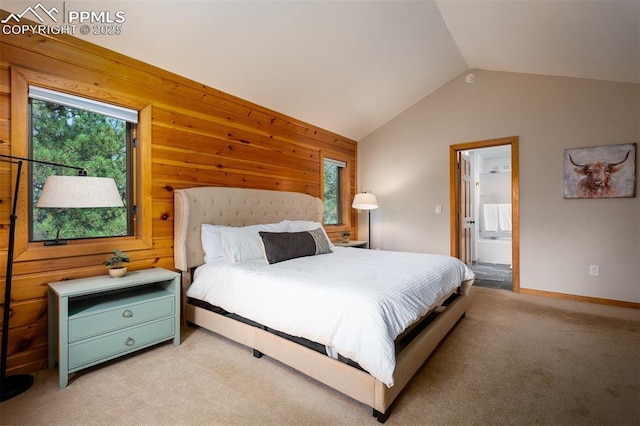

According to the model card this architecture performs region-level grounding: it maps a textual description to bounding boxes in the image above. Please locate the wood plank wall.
[0,16,358,375]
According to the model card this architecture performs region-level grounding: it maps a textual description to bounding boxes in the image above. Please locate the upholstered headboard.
[174,186,324,271]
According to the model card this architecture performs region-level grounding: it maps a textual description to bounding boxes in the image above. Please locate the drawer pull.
[125,337,135,346]
[122,310,133,318]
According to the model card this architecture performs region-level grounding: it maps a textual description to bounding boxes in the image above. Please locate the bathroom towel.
[499,204,512,232]
[482,204,499,232]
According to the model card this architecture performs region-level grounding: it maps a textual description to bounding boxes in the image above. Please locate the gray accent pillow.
[308,227,332,255]
[259,228,332,264]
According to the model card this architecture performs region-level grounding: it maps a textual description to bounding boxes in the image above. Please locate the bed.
[174,186,474,422]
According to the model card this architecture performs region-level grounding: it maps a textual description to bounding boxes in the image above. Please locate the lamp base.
[1,374,34,402]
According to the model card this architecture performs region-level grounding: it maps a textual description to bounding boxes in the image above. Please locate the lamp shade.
[352,193,378,210]
[36,176,124,208]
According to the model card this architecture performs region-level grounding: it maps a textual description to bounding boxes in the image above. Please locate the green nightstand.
[334,240,368,249]
[48,268,180,388]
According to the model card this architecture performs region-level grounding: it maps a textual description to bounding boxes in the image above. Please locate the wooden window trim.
[321,151,351,234]
[10,67,152,262]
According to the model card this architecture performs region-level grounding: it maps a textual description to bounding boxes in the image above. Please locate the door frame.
[449,136,520,292]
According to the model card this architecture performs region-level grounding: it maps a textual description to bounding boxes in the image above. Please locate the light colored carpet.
[2,286,639,425]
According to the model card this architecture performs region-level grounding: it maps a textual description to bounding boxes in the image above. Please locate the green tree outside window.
[30,99,132,242]
[324,160,341,225]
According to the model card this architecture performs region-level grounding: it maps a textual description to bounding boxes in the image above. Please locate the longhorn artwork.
[564,143,636,199]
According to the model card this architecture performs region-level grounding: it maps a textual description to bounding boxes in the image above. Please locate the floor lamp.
[352,192,378,249]
[0,154,123,402]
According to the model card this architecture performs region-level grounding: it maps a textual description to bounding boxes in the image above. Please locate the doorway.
[449,136,520,292]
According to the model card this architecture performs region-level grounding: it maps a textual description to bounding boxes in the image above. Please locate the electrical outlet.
[589,265,600,276]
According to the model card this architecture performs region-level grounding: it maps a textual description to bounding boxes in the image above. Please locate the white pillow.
[219,222,289,262]
[201,224,228,263]
[282,220,334,247]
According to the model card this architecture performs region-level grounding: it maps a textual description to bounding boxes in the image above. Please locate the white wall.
[358,70,639,303]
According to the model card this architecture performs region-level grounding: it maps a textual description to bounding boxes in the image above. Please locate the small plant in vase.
[341,231,350,243]
[104,249,130,278]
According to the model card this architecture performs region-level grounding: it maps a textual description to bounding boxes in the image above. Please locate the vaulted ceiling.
[4,1,639,140]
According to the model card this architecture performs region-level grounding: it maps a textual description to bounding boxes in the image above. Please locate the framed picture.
[564,143,636,199]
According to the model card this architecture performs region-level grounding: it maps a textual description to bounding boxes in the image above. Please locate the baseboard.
[518,288,639,309]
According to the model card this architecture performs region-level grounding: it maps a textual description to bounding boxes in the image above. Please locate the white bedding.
[187,247,474,387]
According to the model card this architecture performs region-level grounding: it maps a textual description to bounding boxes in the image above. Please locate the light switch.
[435,205,442,214]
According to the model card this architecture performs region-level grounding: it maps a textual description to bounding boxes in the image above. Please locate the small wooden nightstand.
[334,240,368,249]
[48,268,180,388]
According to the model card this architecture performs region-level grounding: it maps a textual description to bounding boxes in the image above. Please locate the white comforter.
[187,247,474,387]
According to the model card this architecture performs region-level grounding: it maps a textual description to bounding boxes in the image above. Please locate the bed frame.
[174,186,469,422]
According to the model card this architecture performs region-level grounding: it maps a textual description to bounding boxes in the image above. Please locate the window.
[323,158,346,225]
[28,86,137,242]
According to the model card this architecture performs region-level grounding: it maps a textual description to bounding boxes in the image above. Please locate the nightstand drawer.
[68,317,175,371]
[69,288,174,342]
